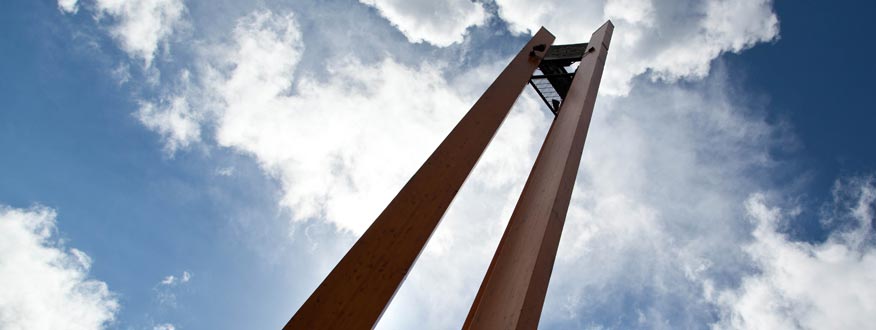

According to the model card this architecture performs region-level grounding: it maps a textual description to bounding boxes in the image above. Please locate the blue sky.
[1,0,875,329]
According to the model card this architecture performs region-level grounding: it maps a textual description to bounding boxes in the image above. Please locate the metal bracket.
[528,43,589,116]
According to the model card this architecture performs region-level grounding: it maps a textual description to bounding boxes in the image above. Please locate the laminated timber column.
[464,21,613,330]
[284,28,556,330]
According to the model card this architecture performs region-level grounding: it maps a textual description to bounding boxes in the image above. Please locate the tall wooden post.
[284,28,556,330]
[464,21,613,330]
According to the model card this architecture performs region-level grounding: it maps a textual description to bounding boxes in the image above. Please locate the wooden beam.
[464,21,614,330]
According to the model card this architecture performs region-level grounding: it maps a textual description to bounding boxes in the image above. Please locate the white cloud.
[136,71,201,154]
[161,275,177,285]
[0,205,118,330]
[153,324,176,330]
[159,270,192,286]
[58,0,79,13]
[92,0,187,66]
[204,10,521,235]
[155,270,192,309]
[111,63,132,85]
[358,0,487,46]
[215,166,235,177]
[137,98,201,154]
[711,177,876,330]
[493,0,779,95]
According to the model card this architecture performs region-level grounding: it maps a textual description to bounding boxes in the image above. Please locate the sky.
[1,0,875,329]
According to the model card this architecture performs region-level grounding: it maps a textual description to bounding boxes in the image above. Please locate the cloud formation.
[160,270,192,286]
[58,0,78,13]
[712,177,876,330]
[358,0,487,46]
[494,0,779,95]
[89,0,187,66]
[346,0,778,94]
[155,270,192,309]
[153,324,176,330]
[136,70,202,154]
[0,205,118,330]
[199,10,532,235]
